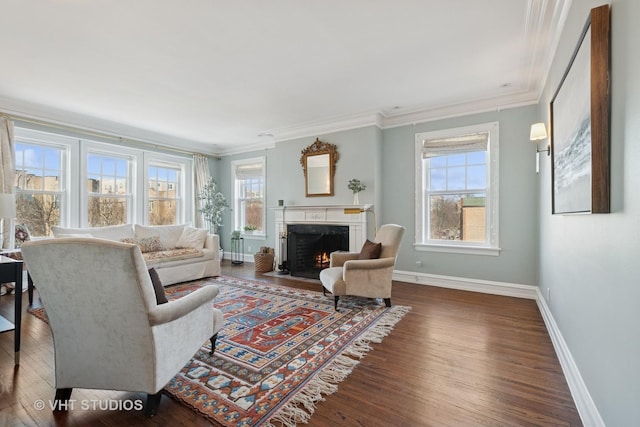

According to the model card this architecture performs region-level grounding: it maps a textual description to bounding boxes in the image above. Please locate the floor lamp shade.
[0,193,16,219]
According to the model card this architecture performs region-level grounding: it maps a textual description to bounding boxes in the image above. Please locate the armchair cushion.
[148,268,168,304]
[358,239,382,259]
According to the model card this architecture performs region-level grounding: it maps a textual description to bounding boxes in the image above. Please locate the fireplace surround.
[273,205,372,277]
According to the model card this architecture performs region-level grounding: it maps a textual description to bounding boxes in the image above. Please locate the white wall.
[537,0,640,424]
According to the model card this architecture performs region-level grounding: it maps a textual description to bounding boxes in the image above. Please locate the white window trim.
[414,122,500,256]
[143,152,193,225]
[14,128,78,230]
[231,156,266,240]
[80,141,138,227]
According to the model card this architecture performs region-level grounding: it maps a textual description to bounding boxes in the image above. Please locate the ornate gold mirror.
[300,138,339,197]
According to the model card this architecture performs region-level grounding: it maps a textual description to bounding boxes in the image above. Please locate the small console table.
[0,255,23,365]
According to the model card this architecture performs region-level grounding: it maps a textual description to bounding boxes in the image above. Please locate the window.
[147,163,181,225]
[86,152,132,227]
[14,141,67,237]
[415,122,499,255]
[232,157,265,237]
[13,128,193,230]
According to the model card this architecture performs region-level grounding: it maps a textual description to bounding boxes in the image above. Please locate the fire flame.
[315,251,330,268]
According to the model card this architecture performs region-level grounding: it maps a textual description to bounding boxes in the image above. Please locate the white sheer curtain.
[193,154,211,229]
[0,116,16,248]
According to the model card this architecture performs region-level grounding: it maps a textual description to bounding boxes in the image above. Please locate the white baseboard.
[393,269,538,299]
[535,289,605,427]
[392,269,603,427]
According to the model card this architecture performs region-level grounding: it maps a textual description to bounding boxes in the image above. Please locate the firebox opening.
[287,224,349,279]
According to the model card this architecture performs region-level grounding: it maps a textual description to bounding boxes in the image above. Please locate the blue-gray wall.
[382,107,539,285]
[537,0,639,425]
[216,105,539,286]
[214,126,382,253]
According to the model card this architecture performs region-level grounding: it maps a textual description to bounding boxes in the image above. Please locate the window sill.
[414,243,500,256]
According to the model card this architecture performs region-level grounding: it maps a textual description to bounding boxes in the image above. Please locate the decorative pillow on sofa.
[175,227,208,249]
[14,224,31,248]
[121,236,163,253]
[147,268,168,304]
[134,223,192,250]
[359,239,382,260]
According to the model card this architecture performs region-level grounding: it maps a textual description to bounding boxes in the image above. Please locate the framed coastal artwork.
[550,4,610,214]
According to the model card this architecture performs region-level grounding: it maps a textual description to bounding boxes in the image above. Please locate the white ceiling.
[0,0,568,156]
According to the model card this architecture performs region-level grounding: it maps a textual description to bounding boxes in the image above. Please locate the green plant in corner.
[198,178,229,234]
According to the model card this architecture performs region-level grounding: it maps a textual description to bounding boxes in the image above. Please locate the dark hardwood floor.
[0,261,582,426]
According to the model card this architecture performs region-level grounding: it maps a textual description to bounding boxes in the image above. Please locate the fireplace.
[287,224,349,279]
[273,204,372,277]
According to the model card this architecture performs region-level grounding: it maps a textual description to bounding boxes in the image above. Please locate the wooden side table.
[0,255,23,365]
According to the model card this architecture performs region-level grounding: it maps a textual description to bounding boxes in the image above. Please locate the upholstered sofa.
[51,223,220,286]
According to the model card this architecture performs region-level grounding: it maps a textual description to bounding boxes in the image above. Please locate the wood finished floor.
[0,261,582,426]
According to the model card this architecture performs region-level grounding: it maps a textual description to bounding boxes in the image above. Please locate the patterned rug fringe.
[264,305,410,427]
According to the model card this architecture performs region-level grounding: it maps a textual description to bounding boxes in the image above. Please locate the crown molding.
[268,111,384,144]
[0,96,221,156]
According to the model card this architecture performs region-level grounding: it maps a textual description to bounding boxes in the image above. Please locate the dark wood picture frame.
[550,4,610,214]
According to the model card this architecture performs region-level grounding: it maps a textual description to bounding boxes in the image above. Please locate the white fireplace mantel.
[273,204,373,271]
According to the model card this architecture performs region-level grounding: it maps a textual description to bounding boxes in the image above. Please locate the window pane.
[429,193,486,242]
[447,166,466,190]
[430,156,447,168]
[115,159,127,177]
[148,200,176,225]
[43,170,61,191]
[447,153,466,166]
[148,164,181,225]
[44,148,61,169]
[467,151,486,164]
[101,177,116,194]
[467,165,486,188]
[243,199,264,232]
[16,193,60,237]
[88,196,127,227]
[429,168,446,191]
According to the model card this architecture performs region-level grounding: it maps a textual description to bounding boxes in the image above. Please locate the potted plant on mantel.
[198,177,229,235]
[348,178,366,205]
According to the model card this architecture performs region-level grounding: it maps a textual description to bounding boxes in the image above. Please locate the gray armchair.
[21,237,224,417]
[319,224,405,310]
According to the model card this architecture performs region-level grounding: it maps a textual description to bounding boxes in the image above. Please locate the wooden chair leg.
[53,388,73,411]
[209,333,218,355]
[384,298,391,307]
[145,391,162,417]
[323,287,327,296]
[334,296,339,311]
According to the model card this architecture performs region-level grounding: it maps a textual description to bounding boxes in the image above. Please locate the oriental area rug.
[28,275,410,426]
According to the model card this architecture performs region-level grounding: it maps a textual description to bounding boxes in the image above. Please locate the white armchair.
[319,224,405,310]
[21,237,225,417]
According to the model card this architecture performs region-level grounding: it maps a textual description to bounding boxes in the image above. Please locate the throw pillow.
[175,227,208,249]
[120,236,163,253]
[359,239,382,260]
[14,224,31,248]
[147,268,168,305]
